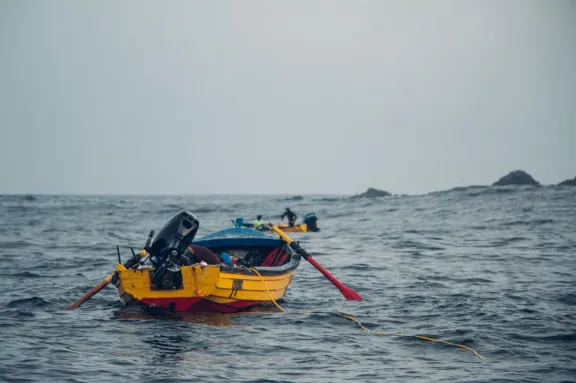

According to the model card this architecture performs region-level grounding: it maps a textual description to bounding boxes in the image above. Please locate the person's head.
[285,208,291,212]
[257,215,262,220]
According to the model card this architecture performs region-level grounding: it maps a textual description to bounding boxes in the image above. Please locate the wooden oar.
[66,249,146,310]
[65,273,114,310]
[268,223,363,301]
[66,231,154,311]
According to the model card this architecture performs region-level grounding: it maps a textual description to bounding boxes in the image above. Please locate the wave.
[158,205,242,215]
[391,239,445,251]
[1,240,40,249]
[313,197,342,202]
[500,219,555,227]
[0,272,51,278]
[491,236,528,246]
[425,275,493,284]
[277,195,304,201]
[7,297,51,308]
[429,184,553,198]
[513,332,576,343]
[322,211,356,219]
[557,293,576,306]
[445,185,489,193]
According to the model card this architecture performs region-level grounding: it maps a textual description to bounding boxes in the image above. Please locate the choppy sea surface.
[0,186,575,383]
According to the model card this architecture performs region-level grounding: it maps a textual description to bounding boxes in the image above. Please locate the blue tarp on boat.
[192,227,283,248]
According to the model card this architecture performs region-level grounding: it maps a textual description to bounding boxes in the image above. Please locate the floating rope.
[249,267,285,312]
[334,312,485,360]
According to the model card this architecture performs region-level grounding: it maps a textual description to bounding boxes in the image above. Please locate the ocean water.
[0,187,575,383]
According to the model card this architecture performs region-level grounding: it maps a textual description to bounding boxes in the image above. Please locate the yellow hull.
[114,259,299,313]
[276,223,308,232]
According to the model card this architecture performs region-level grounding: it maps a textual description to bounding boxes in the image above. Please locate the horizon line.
[1,183,572,198]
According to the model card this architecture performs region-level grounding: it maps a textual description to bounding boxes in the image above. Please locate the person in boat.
[253,215,264,230]
[218,252,234,265]
[281,208,297,227]
[185,245,222,265]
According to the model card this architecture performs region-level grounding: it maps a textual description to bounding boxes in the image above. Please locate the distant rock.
[492,170,540,187]
[352,188,391,198]
[558,177,576,186]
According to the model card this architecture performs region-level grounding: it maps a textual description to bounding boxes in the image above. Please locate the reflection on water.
[112,305,282,327]
[146,333,198,358]
[111,305,287,370]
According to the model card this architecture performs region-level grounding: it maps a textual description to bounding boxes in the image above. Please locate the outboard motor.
[148,210,200,285]
[303,213,320,232]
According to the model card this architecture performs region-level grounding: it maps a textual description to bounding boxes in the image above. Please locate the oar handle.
[267,222,295,243]
[267,223,309,257]
[286,240,309,260]
[66,230,155,311]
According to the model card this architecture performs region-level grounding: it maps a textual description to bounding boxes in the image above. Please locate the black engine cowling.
[149,210,199,259]
[303,213,320,232]
[148,210,199,284]
[112,210,200,288]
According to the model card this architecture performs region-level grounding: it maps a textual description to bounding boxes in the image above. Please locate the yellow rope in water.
[249,267,285,312]
[244,270,482,359]
[335,312,485,360]
[225,279,481,360]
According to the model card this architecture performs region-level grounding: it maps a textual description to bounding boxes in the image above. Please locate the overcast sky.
[1,0,574,195]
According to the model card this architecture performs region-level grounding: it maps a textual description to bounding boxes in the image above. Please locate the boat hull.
[114,260,299,313]
[275,224,308,232]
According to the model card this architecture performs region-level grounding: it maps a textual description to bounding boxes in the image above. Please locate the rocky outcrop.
[352,188,391,198]
[492,170,540,187]
[558,177,576,186]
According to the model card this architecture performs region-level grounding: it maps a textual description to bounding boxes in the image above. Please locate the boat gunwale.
[220,255,301,276]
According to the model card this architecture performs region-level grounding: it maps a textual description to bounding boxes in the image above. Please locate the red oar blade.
[267,223,363,301]
[305,255,363,301]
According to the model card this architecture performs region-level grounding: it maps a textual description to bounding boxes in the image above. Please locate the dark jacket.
[281,210,297,221]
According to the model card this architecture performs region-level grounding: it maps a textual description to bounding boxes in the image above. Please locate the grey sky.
[1,0,575,195]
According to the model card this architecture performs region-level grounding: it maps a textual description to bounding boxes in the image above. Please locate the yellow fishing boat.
[66,210,362,313]
[112,211,301,313]
[274,223,310,232]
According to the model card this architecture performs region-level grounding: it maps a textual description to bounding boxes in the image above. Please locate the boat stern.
[113,263,221,311]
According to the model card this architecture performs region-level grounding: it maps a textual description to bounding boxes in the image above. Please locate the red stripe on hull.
[208,300,260,313]
[141,297,203,312]
[135,296,262,313]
